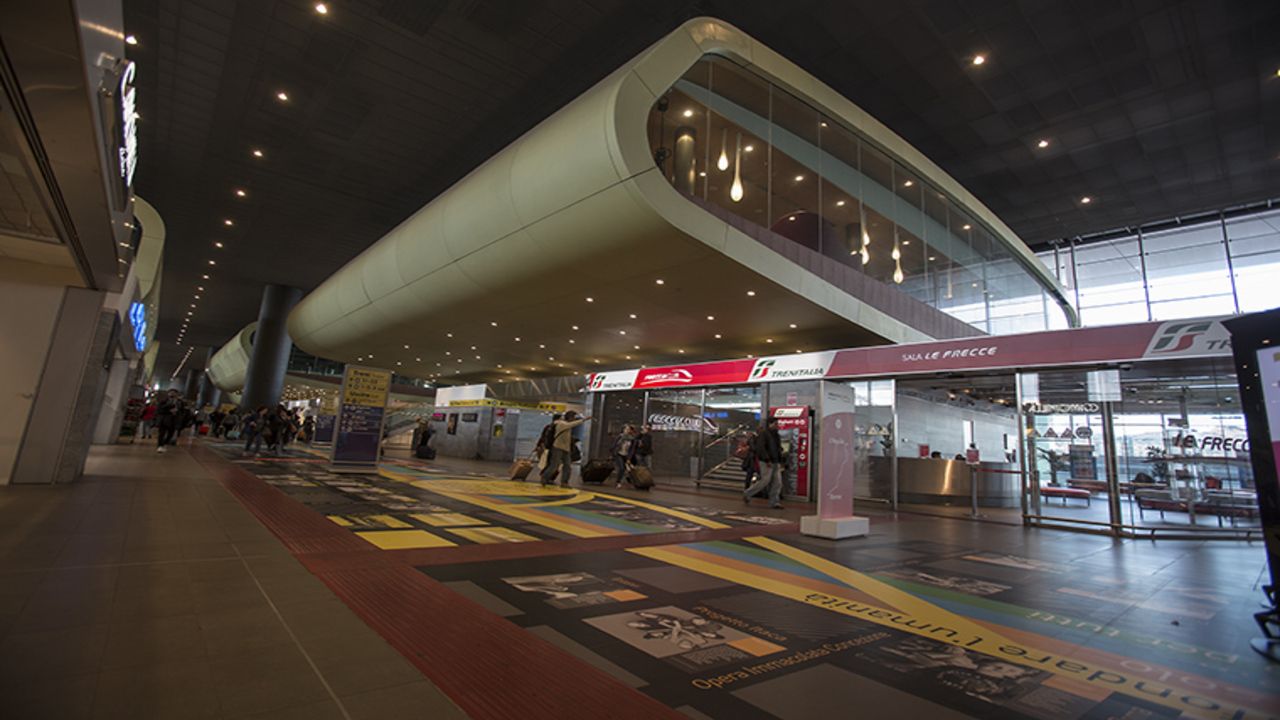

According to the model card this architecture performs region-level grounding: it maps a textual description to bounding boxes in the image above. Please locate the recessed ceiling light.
[539,344,546,349]
[234,189,246,197]
[568,339,575,344]
[490,321,498,327]
[928,256,936,261]
[706,315,715,320]
[571,325,579,330]
[625,355,631,360]
[619,330,626,335]
[766,338,774,343]
[276,91,289,102]
[962,224,971,231]
[585,297,594,302]
[633,345,640,350]
[404,344,410,349]
[208,260,216,265]
[252,149,264,158]
[972,54,986,66]
[194,295,201,300]
[835,200,846,207]
[744,145,754,152]
[1080,196,1092,204]
[789,323,797,328]
[903,240,911,245]
[125,35,138,45]
[629,313,637,319]
[214,242,223,248]
[746,290,756,297]
[788,215,796,222]
[223,219,234,226]
[202,274,209,279]
[446,332,453,338]
[445,351,451,355]
[682,109,693,118]
[314,2,328,14]
[714,334,722,339]
[903,180,914,187]
[698,171,707,177]
[1037,139,1050,149]
[794,175,804,182]
[416,357,421,362]
[514,337,521,341]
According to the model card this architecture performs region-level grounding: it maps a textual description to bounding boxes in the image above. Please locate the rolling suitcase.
[416,444,437,460]
[629,464,654,490]
[509,455,534,481]
[581,459,613,485]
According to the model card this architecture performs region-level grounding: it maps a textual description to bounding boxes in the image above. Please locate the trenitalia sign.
[586,317,1234,392]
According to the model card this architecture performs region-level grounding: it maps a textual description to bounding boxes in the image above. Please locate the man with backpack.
[540,411,590,488]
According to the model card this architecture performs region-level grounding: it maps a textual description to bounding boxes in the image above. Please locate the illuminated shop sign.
[128,301,147,351]
[118,61,139,189]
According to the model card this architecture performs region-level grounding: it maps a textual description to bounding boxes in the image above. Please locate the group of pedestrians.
[241,405,305,456]
[139,389,192,453]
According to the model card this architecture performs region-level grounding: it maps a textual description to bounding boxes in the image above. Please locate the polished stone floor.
[1,439,1275,719]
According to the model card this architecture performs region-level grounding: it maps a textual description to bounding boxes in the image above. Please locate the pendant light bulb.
[729,133,744,202]
[893,265,905,284]
[860,246,870,265]
[892,244,901,261]
[717,128,729,171]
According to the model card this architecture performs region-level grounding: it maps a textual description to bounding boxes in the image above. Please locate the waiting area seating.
[1039,485,1091,506]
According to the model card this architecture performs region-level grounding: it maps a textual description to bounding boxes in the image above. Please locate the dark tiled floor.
[0,441,466,720]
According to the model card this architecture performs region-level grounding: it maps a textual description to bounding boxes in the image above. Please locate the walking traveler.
[611,425,638,487]
[154,390,181,452]
[744,417,785,509]
[540,411,590,487]
[139,400,157,439]
[632,424,653,468]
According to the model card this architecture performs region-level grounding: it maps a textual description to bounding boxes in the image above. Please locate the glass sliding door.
[1021,369,1112,530]
[699,385,763,492]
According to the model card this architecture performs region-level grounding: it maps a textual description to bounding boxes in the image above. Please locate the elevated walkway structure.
[288,18,1072,386]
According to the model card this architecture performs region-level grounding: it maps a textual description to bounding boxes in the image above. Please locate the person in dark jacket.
[740,431,758,489]
[632,424,654,468]
[243,406,268,456]
[744,417,784,508]
[154,390,181,453]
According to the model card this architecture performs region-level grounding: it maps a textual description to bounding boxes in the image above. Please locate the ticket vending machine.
[770,406,812,500]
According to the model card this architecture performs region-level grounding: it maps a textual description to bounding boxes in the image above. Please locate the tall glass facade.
[1037,205,1279,327]
[648,56,1072,335]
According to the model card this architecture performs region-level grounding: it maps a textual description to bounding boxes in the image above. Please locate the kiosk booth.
[586,314,1261,539]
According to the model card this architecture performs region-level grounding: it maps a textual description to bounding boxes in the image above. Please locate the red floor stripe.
[191,444,687,720]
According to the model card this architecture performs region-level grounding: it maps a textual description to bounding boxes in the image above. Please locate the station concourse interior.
[2,3,1279,720]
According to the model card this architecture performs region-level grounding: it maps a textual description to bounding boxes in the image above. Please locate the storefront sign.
[586,316,1232,392]
[444,398,568,413]
[647,414,717,434]
[117,61,139,189]
[331,365,390,472]
[1024,402,1100,415]
[1167,432,1250,453]
[771,406,811,497]
[128,301,147,352]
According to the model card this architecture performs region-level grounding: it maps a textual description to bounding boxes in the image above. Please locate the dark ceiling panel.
[124,0,1280,372]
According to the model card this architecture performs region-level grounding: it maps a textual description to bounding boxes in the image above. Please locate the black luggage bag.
[581,459,613,485]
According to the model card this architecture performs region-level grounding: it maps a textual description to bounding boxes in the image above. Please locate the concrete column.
[240,284,302,410]
[183,368,200,400]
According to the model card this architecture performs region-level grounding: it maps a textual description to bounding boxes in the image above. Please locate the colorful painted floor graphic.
[210,445,791,550]
[212,444,1280,720]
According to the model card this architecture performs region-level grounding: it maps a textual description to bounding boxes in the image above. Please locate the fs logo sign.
[590,374,605,390]
[1147,320,1230,356]
[750,359,776,380]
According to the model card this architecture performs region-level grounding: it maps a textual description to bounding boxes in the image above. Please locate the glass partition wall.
[589,358,1257,538]
[648,55,1072,335]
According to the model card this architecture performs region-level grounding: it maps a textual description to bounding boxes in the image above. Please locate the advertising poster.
[331,365,391,473]
[818,384,856,520]
[1259,347,1280,492]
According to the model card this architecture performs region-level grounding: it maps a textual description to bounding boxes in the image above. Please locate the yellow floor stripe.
[411,512,485,527]
[354,529,456,549]
[447,526,539,544]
